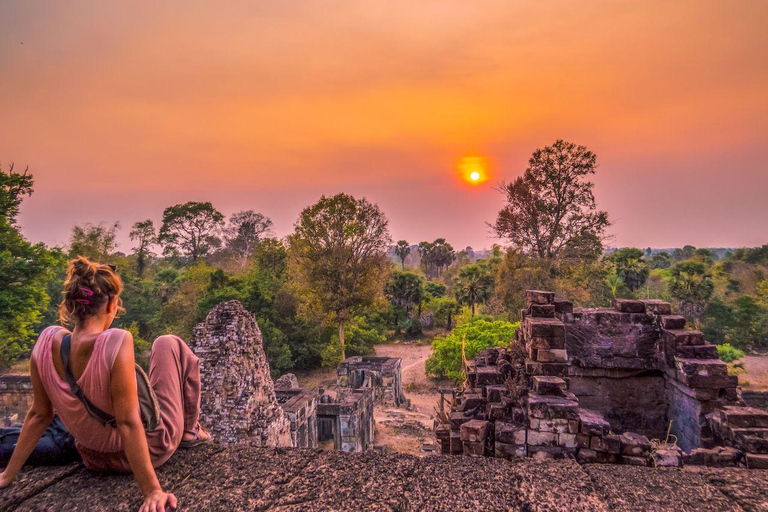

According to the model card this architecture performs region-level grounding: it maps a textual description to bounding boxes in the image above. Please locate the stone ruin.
[337,356,407,407]
[435,290,768,469]
[191,301,291,447]
[190,300,376,452]
[317,388,375,452]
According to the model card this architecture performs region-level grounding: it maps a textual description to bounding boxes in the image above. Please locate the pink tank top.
[31,326,126,455]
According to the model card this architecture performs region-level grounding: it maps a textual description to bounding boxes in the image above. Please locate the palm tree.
[395,240,410,271]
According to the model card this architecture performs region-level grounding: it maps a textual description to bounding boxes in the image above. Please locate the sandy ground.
[740,355,768,390]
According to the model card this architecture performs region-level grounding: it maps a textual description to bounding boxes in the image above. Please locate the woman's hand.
[0,471,15,489]
[139,489,177,512]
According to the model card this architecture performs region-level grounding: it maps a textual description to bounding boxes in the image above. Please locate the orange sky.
[1,1,767,250]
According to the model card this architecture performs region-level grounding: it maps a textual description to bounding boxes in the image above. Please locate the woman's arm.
[0,358,55,487]
[111,331,177,512]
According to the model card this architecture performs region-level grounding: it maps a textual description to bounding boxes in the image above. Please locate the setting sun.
[458,156,489,185]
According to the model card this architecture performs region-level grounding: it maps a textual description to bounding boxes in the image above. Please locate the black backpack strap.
[60,334,117,428]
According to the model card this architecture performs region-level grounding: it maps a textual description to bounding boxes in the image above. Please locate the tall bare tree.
[223,210,273,268]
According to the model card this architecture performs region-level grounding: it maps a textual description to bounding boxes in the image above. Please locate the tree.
[385,271,423,333]
[493,140,610,260]
[419,238,456,278]
[0,164,56,367]
[650,252,671,269]
[288,193,391,360]
[224,210,274,268]
[669,261,714,322]
[607,248,649,292]
[158,202,224,261]
[454,263,494,316]
[394,240,410,271]
[129,220,156,277]
[69,222,120,261]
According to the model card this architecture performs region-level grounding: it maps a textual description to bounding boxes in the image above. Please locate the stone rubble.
[436,289,768,469]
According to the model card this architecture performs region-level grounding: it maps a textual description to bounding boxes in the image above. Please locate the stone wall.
[191,301,291,447]
[275,387,318,449]
[337,356,406,407]
[317,388,375,452]
[436,290,766,469]
[0,375,33,426]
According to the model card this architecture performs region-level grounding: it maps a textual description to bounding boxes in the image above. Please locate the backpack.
[60,334,161,432]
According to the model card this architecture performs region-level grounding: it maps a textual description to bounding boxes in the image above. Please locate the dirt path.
[741,355,768,390]
[372,343,448,456]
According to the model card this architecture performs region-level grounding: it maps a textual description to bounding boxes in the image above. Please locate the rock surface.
[2,446,767,511]
[190,301,291,447]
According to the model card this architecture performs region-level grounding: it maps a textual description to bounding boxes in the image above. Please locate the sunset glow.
[1,1,767,250]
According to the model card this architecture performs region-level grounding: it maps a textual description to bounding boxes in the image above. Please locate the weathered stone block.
[641,299,672,315]
[659,315,687,330]
[460,392,487,412]
[577,448,597,464]
[528,445,565,459]
[463,440,486,457]
[653,448,682,467]
[450,412,471,429]
[683,446,742,467]
[529,303,556,318]
[621,455,649,466]
[553,299,574,314]
[579,409,611,436]
[527,392,580,420]
[525,360,569,377]
[536,349,568,363]
[613,299,646,313]
[676,358,728,378]
[591,434,621,454]
[558,433,579,448]
[675,344,720,359]
[664,329,705,346]
[721,406,768,428]
[527,430,557,446]
[526,290,555,305]
[435,424,450,441]
[530,418,571,434]
[460,419,491,442]
[450,429,463,454]
[532,376,568,396]
[495,441,527,459]
[620,432,651,456]
[485,384,508,403]
[495,421,526,444]
[528,336,566,350]
[746,453,768,469]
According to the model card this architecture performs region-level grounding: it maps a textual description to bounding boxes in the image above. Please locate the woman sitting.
[0,257,210,512]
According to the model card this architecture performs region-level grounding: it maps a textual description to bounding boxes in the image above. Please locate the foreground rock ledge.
[1,445,767,511]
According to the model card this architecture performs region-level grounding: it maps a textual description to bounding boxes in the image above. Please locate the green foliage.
[668,260,714,321]
[126,322,152,370]
[322,315,386,367]
[0,165,57,367]
[607,248,649,292]
[453,262,494,316]
[425,319,519,381]
[69,222,120,262]
[716,343,745,364]
[394,240,410,270]
[425,296,460,330]
[424,281,446,299]
[289,193,391,360]
[158,202,224,261]
[650,252,671,270]
[418,239,456,279]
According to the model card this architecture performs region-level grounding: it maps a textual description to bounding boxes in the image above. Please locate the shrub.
[716,343,745,364]
[425,318,519,381]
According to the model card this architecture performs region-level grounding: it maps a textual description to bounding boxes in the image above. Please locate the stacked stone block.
[707,406,768,468]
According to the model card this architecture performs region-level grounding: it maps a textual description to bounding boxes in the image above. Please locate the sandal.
[179,424,213,449]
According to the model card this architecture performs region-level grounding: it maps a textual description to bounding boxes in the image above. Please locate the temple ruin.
[190,301,292,447]
[337,355,406,407]
[436,290,768,469]
[317,388,375,452]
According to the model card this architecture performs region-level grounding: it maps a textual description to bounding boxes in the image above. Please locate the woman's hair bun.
[59,256,124,325]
